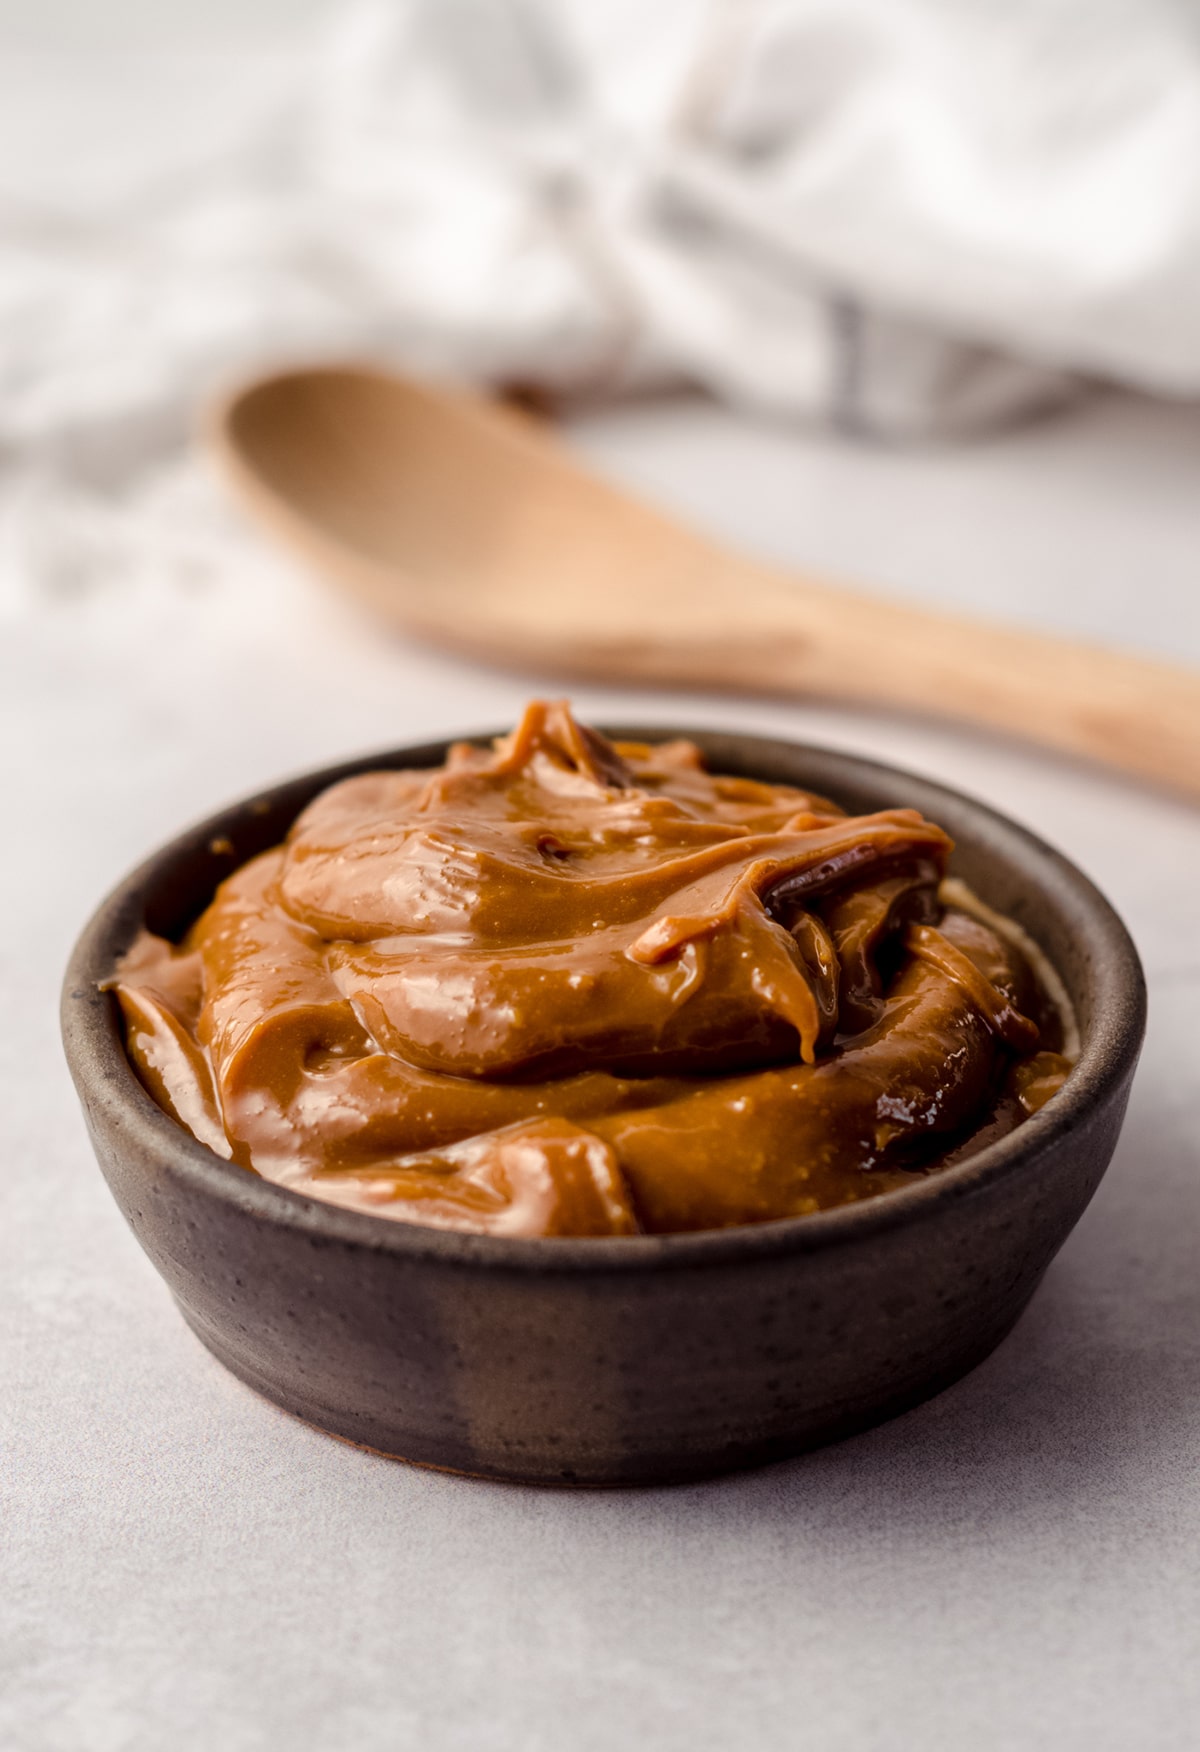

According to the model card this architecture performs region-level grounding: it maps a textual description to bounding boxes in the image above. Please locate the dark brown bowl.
[61,729,1145,1485]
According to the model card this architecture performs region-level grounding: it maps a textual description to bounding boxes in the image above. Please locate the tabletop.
[4,388,1199,1751]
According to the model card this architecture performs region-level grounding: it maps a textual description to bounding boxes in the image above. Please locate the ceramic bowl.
[62,729,1145,1485]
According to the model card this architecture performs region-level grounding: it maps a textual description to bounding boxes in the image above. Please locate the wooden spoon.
[212,364,1200,798]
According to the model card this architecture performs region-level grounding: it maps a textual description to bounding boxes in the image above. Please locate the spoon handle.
[732,571,1200,799]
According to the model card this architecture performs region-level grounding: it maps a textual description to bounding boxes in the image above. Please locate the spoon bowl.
[217,365,790,676]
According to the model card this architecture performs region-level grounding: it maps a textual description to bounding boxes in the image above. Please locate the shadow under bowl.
[62,729,1145,1485]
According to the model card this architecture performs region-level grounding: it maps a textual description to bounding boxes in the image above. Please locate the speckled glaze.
[62,731,1145,1485]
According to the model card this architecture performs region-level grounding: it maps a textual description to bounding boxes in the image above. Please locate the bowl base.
[177,1293,1034,1489]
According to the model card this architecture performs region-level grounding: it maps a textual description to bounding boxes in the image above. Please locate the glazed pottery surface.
[62,731,1145,1485]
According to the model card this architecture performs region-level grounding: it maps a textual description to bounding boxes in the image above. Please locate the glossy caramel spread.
[113,702,1072,1237]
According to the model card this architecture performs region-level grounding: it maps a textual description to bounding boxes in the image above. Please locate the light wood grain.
[211,365,1200,799]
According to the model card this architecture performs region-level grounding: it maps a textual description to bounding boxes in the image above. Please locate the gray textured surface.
[5,391,1200,1749]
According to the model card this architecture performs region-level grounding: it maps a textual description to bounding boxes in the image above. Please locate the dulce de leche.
[112,702,1072,1237]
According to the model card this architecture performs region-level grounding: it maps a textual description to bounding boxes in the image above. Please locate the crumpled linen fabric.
[3,0,1200,604]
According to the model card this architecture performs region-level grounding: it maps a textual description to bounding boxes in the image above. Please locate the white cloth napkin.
[4,0,1200,604]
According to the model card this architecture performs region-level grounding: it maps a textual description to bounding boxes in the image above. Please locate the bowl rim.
[61,725,1146,1275]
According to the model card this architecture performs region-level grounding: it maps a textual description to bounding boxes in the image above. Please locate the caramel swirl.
[112,701,1072,1235]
